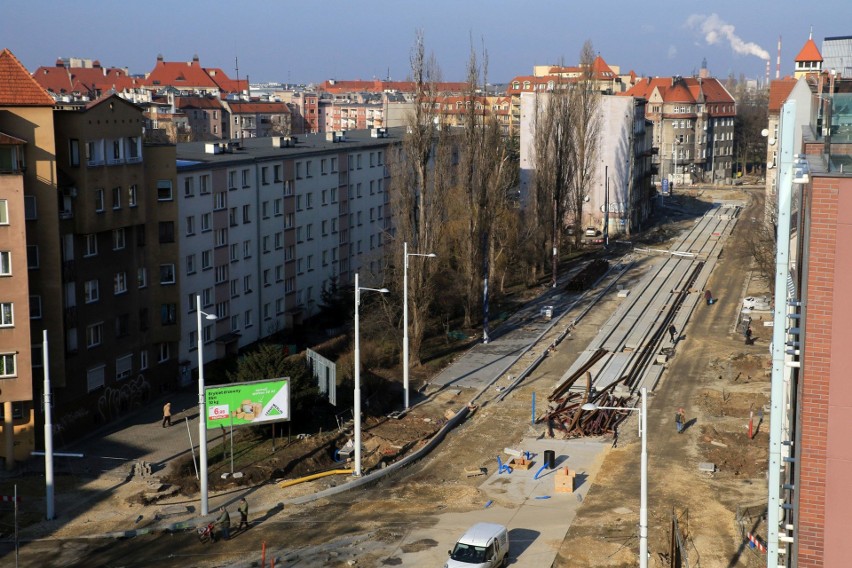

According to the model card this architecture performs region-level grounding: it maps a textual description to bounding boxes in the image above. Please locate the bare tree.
[567,41,602,239]
[387,31,450,366]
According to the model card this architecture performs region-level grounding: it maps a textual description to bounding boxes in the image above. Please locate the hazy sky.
[4,1,847,85]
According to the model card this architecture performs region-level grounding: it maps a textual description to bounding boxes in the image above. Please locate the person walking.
[668,324,677,342]
[237,497,249,531]
[213,506,230,541]
[745,325,753,345]
[675,408,686,434]
[161,402,172,428]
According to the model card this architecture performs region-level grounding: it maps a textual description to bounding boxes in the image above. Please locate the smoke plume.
[687,13,770,60]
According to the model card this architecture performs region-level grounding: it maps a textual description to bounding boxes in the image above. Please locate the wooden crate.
[554,467,576,493]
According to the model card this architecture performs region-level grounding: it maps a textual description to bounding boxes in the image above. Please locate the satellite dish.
[583,195,590,202]
[769,138,776,146]
[761,128,769,137]
[767,162,774,169]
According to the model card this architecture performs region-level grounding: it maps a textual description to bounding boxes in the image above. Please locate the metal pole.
[42,330,54,520]
[640,386,648,568]
[403,242,410,410]
[14,483,18,567]
[197,294,209,515]
[531,392,536,426]
[483,231,490,343]
[354,273,362,476]
[230,414,234,476]
[604,165,609,248]
[186,416,198,480]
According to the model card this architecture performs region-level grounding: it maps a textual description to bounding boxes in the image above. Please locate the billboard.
[204,378,290,429]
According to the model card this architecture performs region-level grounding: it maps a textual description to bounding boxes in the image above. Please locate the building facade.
[175,129,396,377]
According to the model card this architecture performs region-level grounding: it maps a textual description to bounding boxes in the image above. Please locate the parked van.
[445,522,509,567]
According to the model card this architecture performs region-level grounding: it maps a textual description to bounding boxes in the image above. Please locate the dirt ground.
[552,187,772,568]
[3,188,773,568]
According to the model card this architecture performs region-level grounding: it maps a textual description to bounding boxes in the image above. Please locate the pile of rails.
[538,370,635,438]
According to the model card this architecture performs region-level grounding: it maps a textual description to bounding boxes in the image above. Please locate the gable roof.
[795,38,823,62]
[622,76,735,106]
[145,57,246,93]
[768,78,798,112]
[32,64,146,98]
[0,48,55,106]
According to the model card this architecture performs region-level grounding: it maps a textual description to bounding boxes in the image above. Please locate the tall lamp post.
[354,273,389,476]
[403,242,436,410]
[196,294,216,516]
[582,386,648,568]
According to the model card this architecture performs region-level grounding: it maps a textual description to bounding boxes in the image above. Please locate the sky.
[3,1,848,86]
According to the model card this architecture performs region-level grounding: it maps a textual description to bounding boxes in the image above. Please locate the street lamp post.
[196,294,217,516]
[354,273,389,476]
[582,386,648,568]
[403,242,436,410]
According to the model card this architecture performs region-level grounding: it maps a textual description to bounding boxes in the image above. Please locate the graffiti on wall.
[97,374,151,423]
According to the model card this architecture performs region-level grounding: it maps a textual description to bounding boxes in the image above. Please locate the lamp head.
[581,402,597,411]
[205,314,217,321]
[378,288,389,294]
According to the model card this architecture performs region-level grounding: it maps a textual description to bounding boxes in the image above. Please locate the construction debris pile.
[539,370,635,438]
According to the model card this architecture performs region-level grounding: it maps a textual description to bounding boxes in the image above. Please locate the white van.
[445,522,510,567]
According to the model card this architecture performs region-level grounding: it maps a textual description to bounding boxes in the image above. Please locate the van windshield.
[450,543,487,563]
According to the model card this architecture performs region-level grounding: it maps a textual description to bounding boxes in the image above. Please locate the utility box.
[555,467,576,493]
[541,306,554,320]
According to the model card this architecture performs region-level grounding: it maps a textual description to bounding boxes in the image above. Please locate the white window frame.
[0,302,13,327]
[84,279,100,303]
[86,322,103,348]
[0,251,11,275]
[0,353,16,378]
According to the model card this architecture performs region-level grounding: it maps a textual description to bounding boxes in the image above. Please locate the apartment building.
[519,92,652,235]
[222,101,291,140]
[49,93,180,439]
[0,49,60,466]
[175,128,396,377]
[622,75,737,185]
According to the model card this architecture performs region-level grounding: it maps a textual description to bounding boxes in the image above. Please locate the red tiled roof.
[176,96,225,110]
[204,68,247,93]
[0,48,55,106]
[795,38,823,62]
[146,59,217,88]
[768,78,798,112]
[32,64,145,97]
[622,76,735,107]
[229,102,289,114]
[318,79,468,94]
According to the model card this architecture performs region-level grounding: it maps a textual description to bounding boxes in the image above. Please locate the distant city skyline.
[3,0,847,85]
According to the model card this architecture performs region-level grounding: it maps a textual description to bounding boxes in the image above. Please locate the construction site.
[2,187,773,567]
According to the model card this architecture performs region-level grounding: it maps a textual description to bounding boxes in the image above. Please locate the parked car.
[445,523,509,568]
[584,227,600,237]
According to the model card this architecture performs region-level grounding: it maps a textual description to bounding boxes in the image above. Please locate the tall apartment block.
[50,93,180,442]
[175,129,396,378]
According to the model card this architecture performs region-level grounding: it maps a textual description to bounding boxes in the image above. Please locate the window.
[69,139,80,166]
[274,198,283,215]
[85,365,105,391]
[274,165,282,182]
[158,342,170,362]
[202,287,213,307]
[285,277,295,294]
[157,180,173,201]
[242,204,251,224]
[275,264,284,282]
[114,272,127,294]
[137,267,147,288]
[159,221,175,243]
[110,139,124,164]
[0,352,15,377]
[86,322,103,348]
[243,240,252,258]
[201,213,211,232]
[296,162,303,179]
[306,224,313,240]
[230,314,240,332]
[111,186,121,210]
[0,302,12,327]
[306,255,313,271]
[241,169,250,188]
[184,177,195,197]
[30,295,41,319]
[94,189,104,212]
[276,298,284,314]
[161,303,177,325]
[263,269,271,287]
[21,195,37,220]
[85,279,99,303]
[261,166,269,184]
[128,184,138,207]
[275,232,283,249]
[140,350,148,370]
[331,187,337,203]
[112,228,126,250]
[243,275,252,293]
[215,228,227,247]
[115,354,133,380]
[230,279,239,298]
[201,250,212,270]
[244,309,253,328]
[230,243,239,262]
[262,236,271,254]
[215,265,228,284]
[200,174,210,194]
[228,170,237,190]
[186,216,195,236]
[159,264,176,284]
[0,251,9,275]
[262,201,270,219]
[186,254,196,275]
[285,213,294,229]
[214,192,226,211]
[263,302,271,320]
[331,157,338,172]
[215,301,229,319]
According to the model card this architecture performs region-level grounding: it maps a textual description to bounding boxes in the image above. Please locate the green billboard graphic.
[204,378,290,429]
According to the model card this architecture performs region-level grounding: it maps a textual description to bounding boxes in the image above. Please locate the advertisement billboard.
[204,378,290,429]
